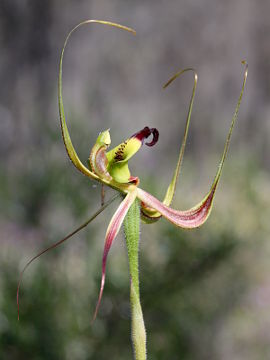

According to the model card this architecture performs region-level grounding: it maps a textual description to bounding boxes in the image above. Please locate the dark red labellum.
[132,126,159,147]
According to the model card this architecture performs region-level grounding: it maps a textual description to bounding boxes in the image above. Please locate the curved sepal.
[163,68,198,206]
[58,20,135,180]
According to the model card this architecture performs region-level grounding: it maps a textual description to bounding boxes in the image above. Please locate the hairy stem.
[124,199,146,360]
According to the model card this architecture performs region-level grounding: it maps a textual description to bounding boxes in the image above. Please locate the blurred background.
[0,1,270,359]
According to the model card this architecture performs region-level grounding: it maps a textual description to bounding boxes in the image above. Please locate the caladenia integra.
[17,20,248,360]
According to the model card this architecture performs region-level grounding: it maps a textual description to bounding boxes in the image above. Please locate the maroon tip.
[132,126,159,147]
[145,128,159,147]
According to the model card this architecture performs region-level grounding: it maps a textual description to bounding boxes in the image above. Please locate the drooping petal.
[138,187,215,229]
[93,189,137,321]
[17,193,120,320]
[141,62,248,223]
[58,20,135,181]
[106,127,159,183]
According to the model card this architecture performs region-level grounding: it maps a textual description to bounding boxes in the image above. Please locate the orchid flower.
[17,20,248,360]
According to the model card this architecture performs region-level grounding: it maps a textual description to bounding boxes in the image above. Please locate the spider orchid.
[17,20,247,360]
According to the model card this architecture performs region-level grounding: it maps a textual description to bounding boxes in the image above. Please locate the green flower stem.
[124,199,146,360]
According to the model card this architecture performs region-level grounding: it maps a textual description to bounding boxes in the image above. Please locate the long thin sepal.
[211,61,248,186]
[17,193,120,321]
[92,189,137,322]
[58,20,136,179]
[163,68,198,205]
[141,68,197,222]
[141,62,248,225]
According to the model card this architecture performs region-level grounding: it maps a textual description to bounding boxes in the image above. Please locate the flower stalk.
[124,199,146,360]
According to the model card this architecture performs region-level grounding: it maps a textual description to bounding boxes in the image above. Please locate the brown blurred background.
[0,1,270,359]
